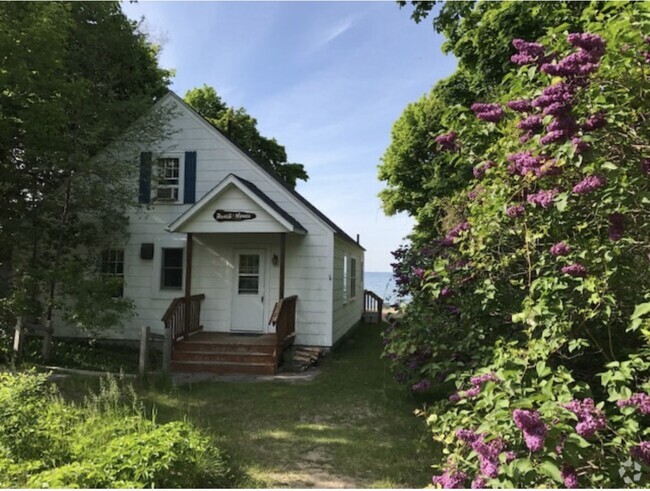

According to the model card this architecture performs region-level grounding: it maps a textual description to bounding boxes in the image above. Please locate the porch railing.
[162,294,205,343]
[270,295,297,358]
[363,290,383,324]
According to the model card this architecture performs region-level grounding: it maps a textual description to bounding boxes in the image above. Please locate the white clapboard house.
[83,92,368,374]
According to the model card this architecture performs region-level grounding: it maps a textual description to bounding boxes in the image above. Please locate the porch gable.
[166,174,307,235]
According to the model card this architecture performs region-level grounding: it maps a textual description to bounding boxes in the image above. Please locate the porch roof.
[166,174,308,234]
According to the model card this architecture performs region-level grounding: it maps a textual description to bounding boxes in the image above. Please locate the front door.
[231,250,266,332]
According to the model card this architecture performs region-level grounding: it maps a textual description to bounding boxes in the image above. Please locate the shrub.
[384,3,650,488]
[0,372,233,488]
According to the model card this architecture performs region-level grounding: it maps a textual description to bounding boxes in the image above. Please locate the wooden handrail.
[363,290,383,324]
[270,295,297,360]
[162,294,205,342]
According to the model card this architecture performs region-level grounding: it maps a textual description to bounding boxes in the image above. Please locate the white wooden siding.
[331,236,364,344]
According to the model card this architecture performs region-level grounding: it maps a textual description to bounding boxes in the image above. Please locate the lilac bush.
[383,7,650,487]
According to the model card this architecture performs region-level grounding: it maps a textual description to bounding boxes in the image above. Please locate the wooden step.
[171,350,275,364]
[171,360,277,375]
[174,341,276,355]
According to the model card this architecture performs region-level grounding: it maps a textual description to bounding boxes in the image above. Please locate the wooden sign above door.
[213,209,257,222]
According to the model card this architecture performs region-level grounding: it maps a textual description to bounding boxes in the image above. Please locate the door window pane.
[238,254,260,294]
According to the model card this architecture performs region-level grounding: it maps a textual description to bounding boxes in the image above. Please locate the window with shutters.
[155,157,181,201]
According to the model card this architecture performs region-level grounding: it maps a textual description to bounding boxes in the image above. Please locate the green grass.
[55,323,437,488]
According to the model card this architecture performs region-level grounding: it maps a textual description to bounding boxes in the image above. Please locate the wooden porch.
[161,293,297,375]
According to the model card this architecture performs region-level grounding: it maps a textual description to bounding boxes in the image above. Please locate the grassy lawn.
[56,322,436,488]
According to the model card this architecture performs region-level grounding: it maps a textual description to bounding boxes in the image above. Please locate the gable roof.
[161,91,365,251]
[167,173,307,234]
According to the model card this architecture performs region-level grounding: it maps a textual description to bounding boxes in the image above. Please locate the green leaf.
[539,459,563,483]
[631,302,650,319]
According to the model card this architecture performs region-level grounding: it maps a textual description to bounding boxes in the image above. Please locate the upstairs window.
[156,158,180,201]
[101,249,124,297]
[161,248,183,289]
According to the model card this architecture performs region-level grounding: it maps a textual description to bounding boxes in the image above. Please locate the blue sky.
[123,1,456,271]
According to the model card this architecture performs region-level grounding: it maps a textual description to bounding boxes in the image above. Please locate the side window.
[155,157,180,201]
[101,249,124,297]
[343,254,348,303]
[161,248,183,289]
[350,257,357,299]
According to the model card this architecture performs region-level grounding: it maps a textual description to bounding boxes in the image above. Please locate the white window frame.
[350,257,357,299]
[160,247,184,290]
[154,155,184,203]
[342,254,348,303]
[101,248,125,297]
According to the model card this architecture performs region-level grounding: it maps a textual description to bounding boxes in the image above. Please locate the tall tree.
[184,85,309,188]
[0,2,172,335]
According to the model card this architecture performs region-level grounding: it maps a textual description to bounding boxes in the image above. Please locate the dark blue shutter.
[138,152,152,204]
[184,151,197,204]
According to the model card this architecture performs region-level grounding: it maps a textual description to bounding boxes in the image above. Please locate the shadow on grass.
[53,322,439,488]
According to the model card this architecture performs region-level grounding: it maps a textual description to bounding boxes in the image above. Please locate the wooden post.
[279,233,286,299]
[41,319,53,361]
[163,326,172,375]
[139,325,150,378]
[184,233,193,334]
[12,316,23,360]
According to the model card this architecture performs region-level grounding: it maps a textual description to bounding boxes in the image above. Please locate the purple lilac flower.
[513,409,548,452]
[471,103,505,122]
[506,204,525,218]
[465,386,481,398]
[532,82,574,113]
[507,151,548,176]
[631,441,650,466]
[504,451,516,463]
[412,379,432,392]
[473,161,495,179]
[582,111,606,131]
[540,130,569,145]
[573,174,606,194]
[432,468,467,489]
[517,114,543,132]
[541,49,601,78]
[563,398,607,438]
[471,373,500,387]
[527,189,559,208]
[443,221,471,245]
[468,186,483,201]
[562,263,588,277]
[507,99,533,112]
[617,393,650,415]
[436,131,458,151]
[472,437,505,478]
[568,33,606,57]
[608,213,626,241]
[550,242,572,256]
[471,475,487,489]
[511,39,545,65]
[413,268,425,279]
[562,465,579,488]
[440,287,454,298]
[642,158,650,175]
[456,429,481,444]
[572,137,590,154]
[449,392,461,403]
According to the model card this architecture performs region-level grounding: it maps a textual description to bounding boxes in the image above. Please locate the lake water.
[364,271,399,304]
